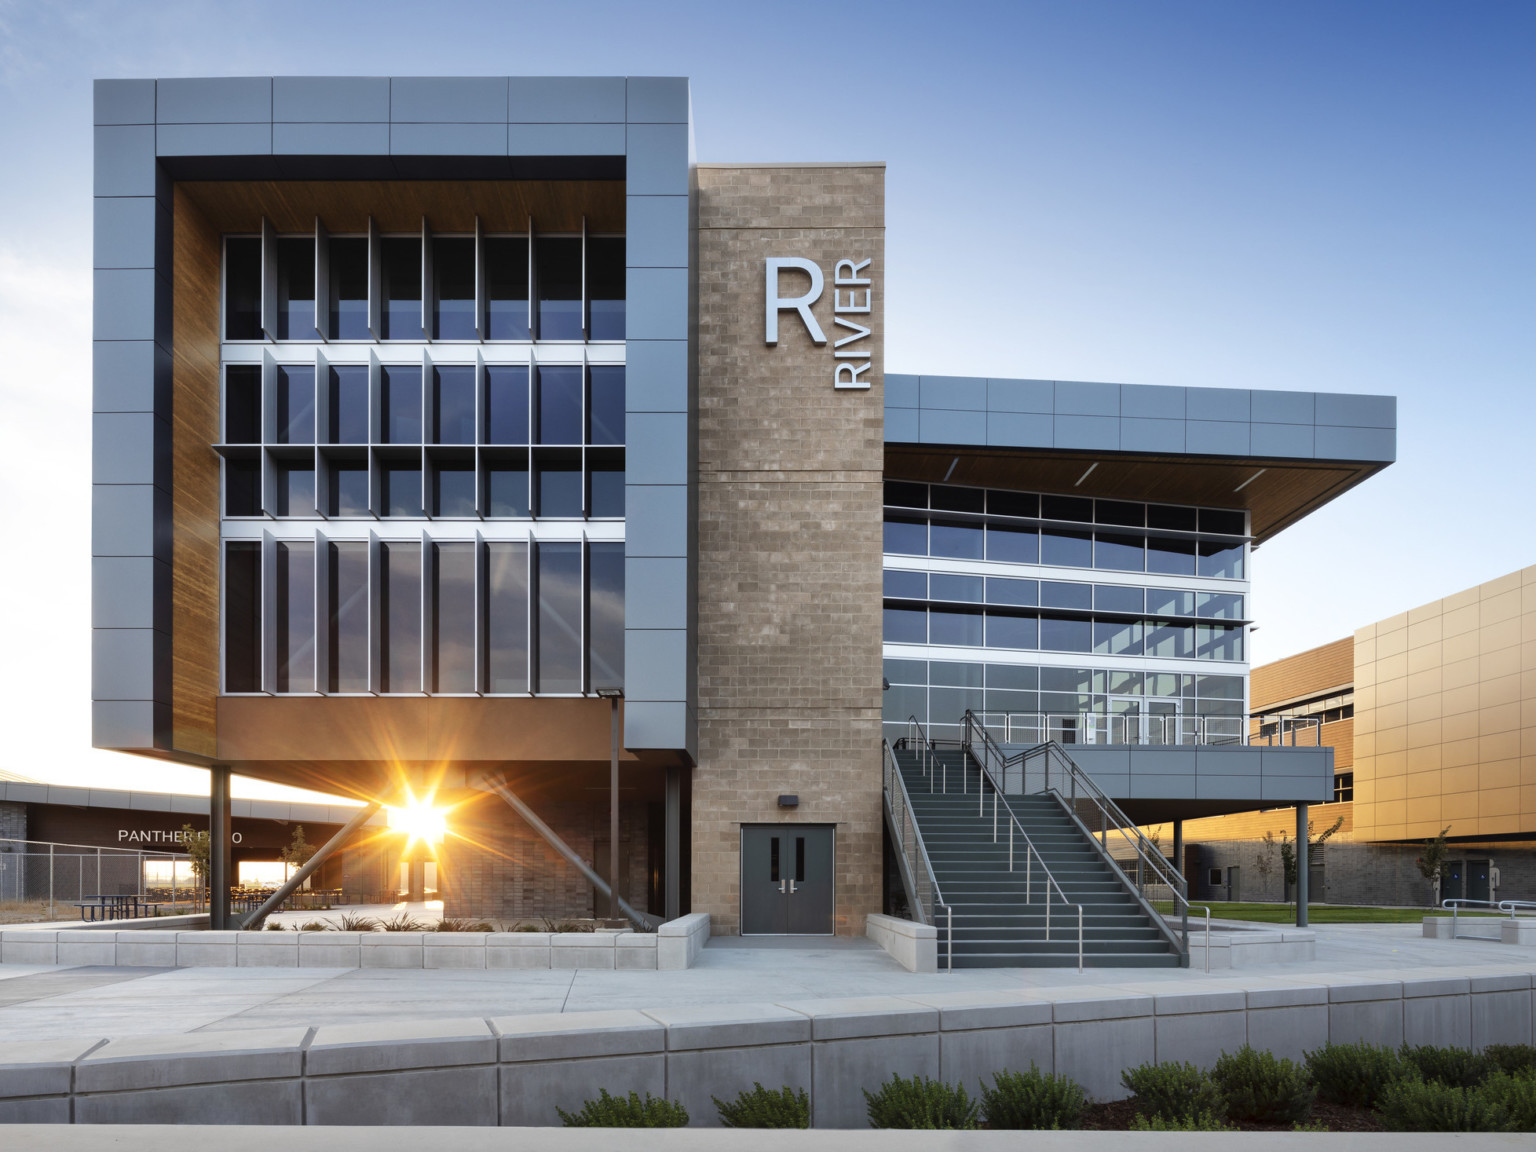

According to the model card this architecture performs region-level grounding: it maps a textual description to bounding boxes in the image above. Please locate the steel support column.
[209,764,232,930]
[609,695,620,920]
[1296,802,1309,927]
[1172,819,1184,884]
[665,765,681,921]
[238,801,382,928]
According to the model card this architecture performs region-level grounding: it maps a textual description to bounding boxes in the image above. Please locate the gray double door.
[740,824,835,935]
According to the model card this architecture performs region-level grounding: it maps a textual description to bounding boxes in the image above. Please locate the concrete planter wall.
[1188,926,1316,970]
[0,971,1531,1126]
[865,914,937,973]
[0,912,712,972]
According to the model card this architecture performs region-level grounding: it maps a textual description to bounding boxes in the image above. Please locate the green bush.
[1482,1045,1536,1078]
[557,1089,689,1128]
[1401,1044,1490,1088]
[1120,1060,1226,1123]
[1477,1070,1536,1131]
[436,917,496,932]
[1305,1040,1406,1107]
[1377,1076,1513,1132]
[863,1074,978,1130]
[979,1065,1086,1130]
[713,1083,810,1129]
[1128,1111,1234,1131]
[1211,1045,1317,1125]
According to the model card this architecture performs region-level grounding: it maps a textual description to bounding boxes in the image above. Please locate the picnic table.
[73,894,165,922]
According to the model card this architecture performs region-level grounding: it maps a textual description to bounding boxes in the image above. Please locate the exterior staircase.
[891,745,1181,968]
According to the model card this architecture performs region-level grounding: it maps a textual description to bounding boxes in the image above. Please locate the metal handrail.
[960,711,1326,748]
[1192,905,1212,973]
[963,711,1190,963]
[882,739,954,972]
[967,741,1086,973]
[1442,898,1536,941]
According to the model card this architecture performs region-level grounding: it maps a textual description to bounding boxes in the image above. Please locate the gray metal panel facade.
[887,374,1396,463]
[92,76,696,757]
[1001,744,1335,806]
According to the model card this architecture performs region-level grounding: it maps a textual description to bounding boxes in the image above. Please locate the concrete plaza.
[0,922,1530,1045]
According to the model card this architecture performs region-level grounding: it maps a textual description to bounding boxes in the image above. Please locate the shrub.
[1400,1044,1489,1088]
[980,1065,1086,1130]
[299,919,333,932]
[1377,1076,1512,1132]
[336,912,379,932]
[436,918,496,932]
[1211,1045,1317,1125]
[1128,1111,1234,1131]
[1121,1060,1225,1124]
[1481,1045,1536,1078]
[1305,1040,1405,1107]
[1477,1069,1536,1130]
[557,1089,688,1128]
[378,912,429,932]
[863,1074,978,1130]
[713,1083,810,1128]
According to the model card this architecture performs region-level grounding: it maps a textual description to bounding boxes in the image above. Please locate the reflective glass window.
[587,237,625,341]
[275,541,315,693]
[328,366,368,444]
[432,237,475,340]
[380,541,421,693]
[535,459,582,517]
[1041,495,1092,523]
[985,613,1038,650]
[1198,541,1245,579]
[882,607,926,644]
[224,541,261,691]
[1041,581,1092,610]
[276,366,314,444]
[1041,528,1092,567]
[986,664,1037,690]
[434,464,475,516]
[329,460,368,517]
[1146,588,1196,617]
[486,541,529,693]
[1040,667,1093,693]
[380,237,422,340]
[536,542,583,692]
[225,366,261,443]
[328,238,368,339]
[883,657,927,684]
[432,543,475,692]
[224,238,262,340]
[381,366,421,444]
[930,608,983,647]
[1094,532,1144,572]
[1146,535,1197,576]
[275,238,316,340]
[985,688,1037,713]
[1144,621,1194,659]
[929,686,984,729]
[883,517,927,556]
[537,367,582,444]
[987,490,1038,518]
[486,462,530,517]
[588,366,625,445]
[1040,615,1092,653]
[930,520,984,560]
[225,458,260,516]
[383,463,422,517]
[984,577,1037,607]
[1094,584,1143,614]
[1197,674,1244,699]
[930,661,984,687]
[588,542,625,692]
[1200,509,1246,536]
[485,237,530,340]
[986,524,1039,564]
[328,541,368,692]
[1147,504,1197,531]
[275,463,314,517]
[930,573,983,603]
[883,683,927,726]
[1197,592,1244,620]
[1198,624,1244,662]
[588,459,625,518]
[535,237,582,340]
[433,367,475,444]
[1096,500,1143,527]
[883,569,926,599]
[884,481,926,508]
[1093,619,1143,657]
[930,486,983,513]
[485,366,529,444]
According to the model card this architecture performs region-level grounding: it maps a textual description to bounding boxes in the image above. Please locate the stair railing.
[904,715,943,792]
[962,711,1190,965]
[882,739,955,972]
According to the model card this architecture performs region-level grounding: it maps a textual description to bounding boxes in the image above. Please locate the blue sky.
[0,0,1530,796]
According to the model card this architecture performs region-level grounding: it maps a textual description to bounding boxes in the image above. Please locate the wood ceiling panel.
[885,446,1383,543]
[178,180,626,234]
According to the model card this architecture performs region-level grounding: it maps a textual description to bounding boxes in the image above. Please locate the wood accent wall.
[1251,637,1354,710]
[170,188,222,759]
[177,180,624,235]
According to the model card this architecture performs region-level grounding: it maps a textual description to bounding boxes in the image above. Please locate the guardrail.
[882,738,953,971]
[1442,897,1536,939]
[962,712,1190,965]
[0,836,194,922]
[962,711,1324,748]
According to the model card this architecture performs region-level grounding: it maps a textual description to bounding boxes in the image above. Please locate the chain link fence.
[0,837,199,923]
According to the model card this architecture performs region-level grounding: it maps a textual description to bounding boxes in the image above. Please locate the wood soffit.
[884,445,1387,544]
[177,179,626,234]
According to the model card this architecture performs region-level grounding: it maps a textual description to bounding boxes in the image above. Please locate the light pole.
[596,688,624,920]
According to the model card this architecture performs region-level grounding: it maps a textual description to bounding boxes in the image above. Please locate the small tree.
[279,826,317,883]
[1281,817,1343,902]
[180,823,209,911]
[1255,831,1279,898]
[1415,825,1453,905]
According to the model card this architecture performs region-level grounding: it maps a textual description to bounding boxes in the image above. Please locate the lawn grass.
[1151,901,1502,924]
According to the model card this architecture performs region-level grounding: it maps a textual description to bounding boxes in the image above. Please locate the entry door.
[1442,860,1464,902]
[1467,860,1491,903]
[740,825,835,935]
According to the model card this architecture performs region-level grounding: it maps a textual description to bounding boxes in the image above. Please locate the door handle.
[779,879,787,894]
[789,880,798,894]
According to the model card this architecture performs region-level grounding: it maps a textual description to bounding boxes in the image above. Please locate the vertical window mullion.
[260,216,277,340]
[367,216,382,341]
[313,528,329,693]
[260,530,277,693]
[368,530,382,694]
[580,216,588,342]
[315,217,329,341]
[421,217,432,343]
[474,216,485,342]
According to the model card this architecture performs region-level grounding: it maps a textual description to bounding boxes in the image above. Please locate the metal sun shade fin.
[260,529,277,694]
[421,347,433,517]
[313,527,330,693]
[315,217,330,341]
[474,530,487,695]
[366,216,382,341]
[580,216,588,342]
[260,217,278,340]
[421,216,433,342]
[474,216,485,342]
[368,530,382,694]
[423,534,439,694]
